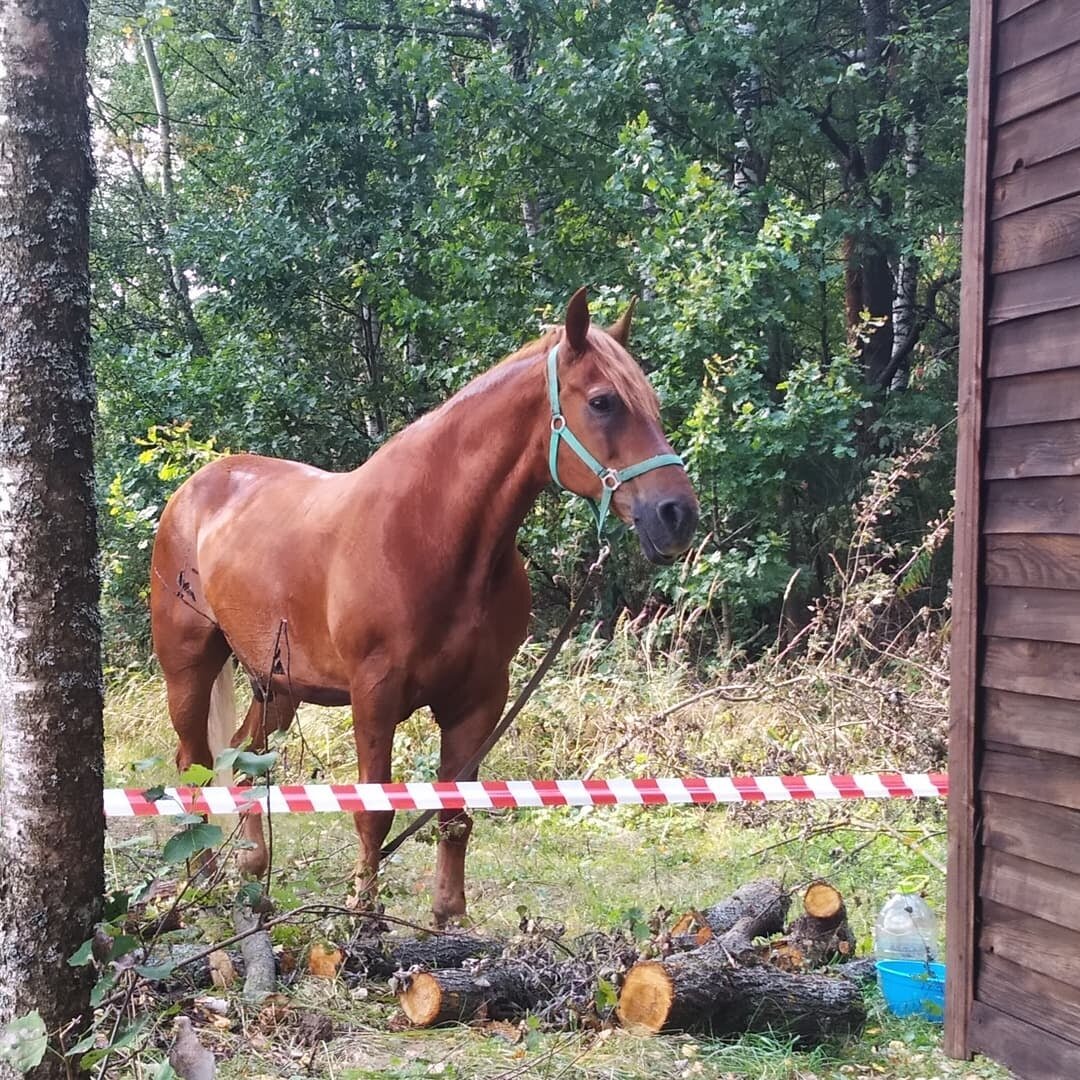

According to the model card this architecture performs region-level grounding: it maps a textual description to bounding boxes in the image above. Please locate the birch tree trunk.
[0,0,104,1072]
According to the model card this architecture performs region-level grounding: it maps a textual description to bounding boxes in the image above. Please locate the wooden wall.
[948,2,1080,1076]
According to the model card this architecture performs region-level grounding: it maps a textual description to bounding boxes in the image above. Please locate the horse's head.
[547,288,699,564]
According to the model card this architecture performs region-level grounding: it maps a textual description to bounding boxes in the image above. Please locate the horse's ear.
[565,287,590,353]
[606,296,637,348]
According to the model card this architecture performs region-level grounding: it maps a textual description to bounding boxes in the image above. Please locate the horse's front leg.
[348,681,403,910]
[432,678,508,927]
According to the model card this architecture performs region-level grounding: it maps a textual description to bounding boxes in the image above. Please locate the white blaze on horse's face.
[550,288,699,562]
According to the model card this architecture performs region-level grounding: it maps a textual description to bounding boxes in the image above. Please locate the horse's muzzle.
[633,495,699,565]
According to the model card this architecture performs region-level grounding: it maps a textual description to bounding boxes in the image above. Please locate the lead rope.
[379,544,610,860]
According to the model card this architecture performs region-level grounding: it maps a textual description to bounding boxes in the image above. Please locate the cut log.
[671,878,789,939]
[778,881,856,970]
[618,945,865,1043]
[397,962,544,1026]
[347,933,504,979]
[803,881,844,921]
[669,878,789,962]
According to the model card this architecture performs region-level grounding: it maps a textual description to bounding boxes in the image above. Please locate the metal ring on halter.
[600,469,621,491]
[551,415,566,432]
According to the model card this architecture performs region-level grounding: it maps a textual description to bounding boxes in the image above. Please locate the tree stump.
[777,881,856,970]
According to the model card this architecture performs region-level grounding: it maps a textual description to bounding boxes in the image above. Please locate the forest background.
[92,0,969,673]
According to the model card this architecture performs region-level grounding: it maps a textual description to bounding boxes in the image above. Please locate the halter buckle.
[551,415,566,433]
[600,469,621,491]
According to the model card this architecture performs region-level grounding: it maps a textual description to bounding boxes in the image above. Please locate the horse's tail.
[208,660,237,787]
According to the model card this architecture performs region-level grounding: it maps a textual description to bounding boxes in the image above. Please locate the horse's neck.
[389,353,551,563]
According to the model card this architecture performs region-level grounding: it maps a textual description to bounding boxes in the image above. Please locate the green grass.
[101,660,1005,1080]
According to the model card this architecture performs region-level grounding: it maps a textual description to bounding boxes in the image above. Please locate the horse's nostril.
[657,498,686,533]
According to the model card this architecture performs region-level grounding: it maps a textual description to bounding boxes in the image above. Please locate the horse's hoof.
[236,849,268,878]
[432,908,470,931]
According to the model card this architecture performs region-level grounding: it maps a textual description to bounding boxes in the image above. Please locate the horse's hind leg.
[229,688,298,878]
[158,627,232,775]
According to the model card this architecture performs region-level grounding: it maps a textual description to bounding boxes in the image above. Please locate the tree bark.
[0,0,104,1073]
[347,933,504,979]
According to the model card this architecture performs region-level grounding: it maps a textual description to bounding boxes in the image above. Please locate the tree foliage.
[90,0,968,665]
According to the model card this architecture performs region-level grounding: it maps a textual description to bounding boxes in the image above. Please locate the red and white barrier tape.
[103,773,948,817]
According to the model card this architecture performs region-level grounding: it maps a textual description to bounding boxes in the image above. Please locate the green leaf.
[162,822,222,864]
[179,763,214,787]
[131,755,164,772]
[108,935,140,963]
[0,1011,48,1073]
[232,750,278,778]
[91,971,118,1007]
[80,1018,147,1070]
[134,960,177,981]
[66,1028,100,1056]
[212,747,241,773]
[69,939,94,967]
[142,786,167,802]
[594,977,617,1010]
[237,882,264,908]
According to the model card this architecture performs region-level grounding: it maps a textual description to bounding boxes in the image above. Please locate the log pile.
[352,878,871,1045]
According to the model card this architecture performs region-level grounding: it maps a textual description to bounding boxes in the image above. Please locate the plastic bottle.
[873,893,939,963]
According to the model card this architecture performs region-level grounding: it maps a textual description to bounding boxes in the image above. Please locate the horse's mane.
[503,326,660,419]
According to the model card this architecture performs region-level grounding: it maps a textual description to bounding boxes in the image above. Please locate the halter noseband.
[546,343,685,538]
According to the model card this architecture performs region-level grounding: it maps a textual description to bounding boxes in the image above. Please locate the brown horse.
[150,288,698,924]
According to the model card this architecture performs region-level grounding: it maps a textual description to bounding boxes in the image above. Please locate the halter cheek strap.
[546,343,685,538]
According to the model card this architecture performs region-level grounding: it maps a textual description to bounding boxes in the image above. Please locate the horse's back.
[151,455,350,670]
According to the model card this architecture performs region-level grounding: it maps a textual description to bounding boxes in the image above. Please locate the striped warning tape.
[103,773,948,817]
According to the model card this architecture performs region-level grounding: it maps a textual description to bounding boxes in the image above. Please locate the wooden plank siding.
[987,307,1080,377]
[994,40,1080,127]
[970,1002,1080,1077]
[991,192,1080,273]
[983,688,1080,754]
[995,0,1080,75]
[985,533,1080,588]
[992,94,1080,180]
[977,954,1080,1041]
[992,145,1080,219]
[981,791,1080,869]
[952,0,1080,1070]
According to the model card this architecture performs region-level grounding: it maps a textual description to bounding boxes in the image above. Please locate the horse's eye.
[589,394,615,415]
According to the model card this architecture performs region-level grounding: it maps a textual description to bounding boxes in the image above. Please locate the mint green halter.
[546,343,685,538]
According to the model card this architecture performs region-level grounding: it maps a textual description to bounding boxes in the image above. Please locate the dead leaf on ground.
[255,993,292,1031]
[307,943,343,979]
[479,1019,521,1044]
[208,951,236,989]
[386,1010,413,1032]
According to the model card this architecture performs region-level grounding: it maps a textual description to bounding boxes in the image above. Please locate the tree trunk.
[0,0,104,1073]
[889,124,922,391]
[139,31,208,356]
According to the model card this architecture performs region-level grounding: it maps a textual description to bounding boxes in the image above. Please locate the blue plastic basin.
[876,960,946,1023]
